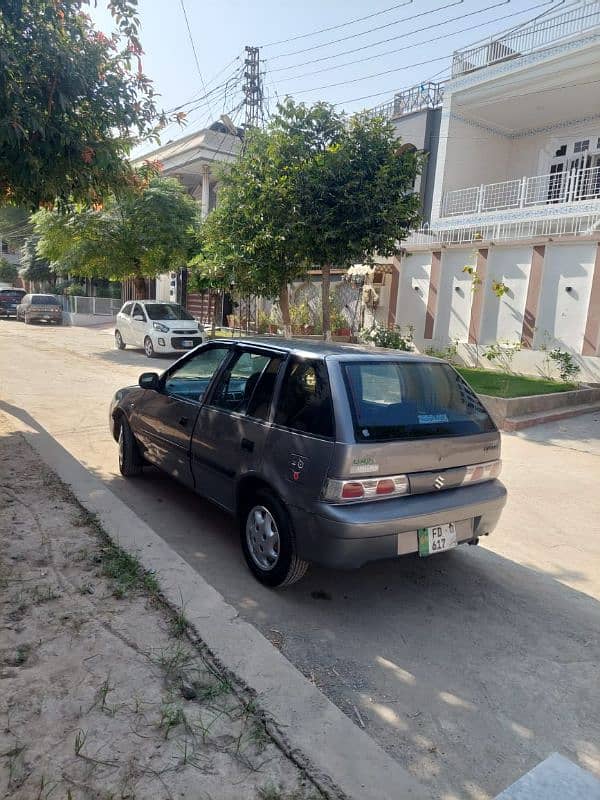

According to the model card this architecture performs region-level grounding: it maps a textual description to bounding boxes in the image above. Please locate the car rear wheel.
[144,336,156,358]
[117,418,143,477]
[240,490,308,588]
[115,330,126,350]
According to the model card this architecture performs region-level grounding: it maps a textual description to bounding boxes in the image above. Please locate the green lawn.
[456,367,576,398]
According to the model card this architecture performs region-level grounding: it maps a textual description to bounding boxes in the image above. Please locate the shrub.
[483,340,521,374]
[362,324,413,351]
[549,348,580,383]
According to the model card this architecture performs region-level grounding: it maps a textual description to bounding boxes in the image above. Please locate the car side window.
[210,351,273,414]
[274,358,334,438]
[132,303,146,321]
[164,346,230,402]
[121,302,133,316]
[246,356,284,421]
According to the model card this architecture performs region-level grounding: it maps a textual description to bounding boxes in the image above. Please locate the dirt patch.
[0,417,324,800]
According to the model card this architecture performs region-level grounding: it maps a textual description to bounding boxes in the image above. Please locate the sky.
[90,0,568,154]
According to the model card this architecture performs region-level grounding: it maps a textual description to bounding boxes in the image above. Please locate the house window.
[555,145,567,157]
[574,140,590,153]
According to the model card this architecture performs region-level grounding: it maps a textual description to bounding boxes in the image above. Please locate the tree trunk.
[278,283,291,338]
[321,264,331,341]
[134,275,147,299]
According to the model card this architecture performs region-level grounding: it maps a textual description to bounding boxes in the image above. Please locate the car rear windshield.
[32,295,59,305]
[0,289,25,296]
[342,360,495,441]
[145,303,194,321]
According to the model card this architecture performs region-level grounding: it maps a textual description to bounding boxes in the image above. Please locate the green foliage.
[0,207,32,248]
[197,99,422,336]
[33,173,200,281]
[362,324,413,351]
[491,279,510,298]
[289,301,311,329]
[457,367,576,398]
[462,264,482,291]
[0,258,18,284]
[425,341,460,364]
[548,348,580,383]
[0,0,175,208]
[483,340,521,374]
[20,236,54,285]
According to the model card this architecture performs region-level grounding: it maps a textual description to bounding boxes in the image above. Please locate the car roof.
[215,336,441,363]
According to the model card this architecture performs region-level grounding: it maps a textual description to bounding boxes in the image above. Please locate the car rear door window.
[164,346,230,402]
[246,356,284,421]
[343,360,495,441]
[274,358,334,439]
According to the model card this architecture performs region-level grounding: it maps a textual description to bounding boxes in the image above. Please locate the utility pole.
[243,46,263,129]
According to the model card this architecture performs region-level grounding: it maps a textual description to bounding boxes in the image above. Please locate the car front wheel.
[144,336,156,358]
[240,490,308,588]
[115,330,126,350]
[117,418,143,477]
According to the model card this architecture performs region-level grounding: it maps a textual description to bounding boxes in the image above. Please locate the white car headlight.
[153,322,169,333]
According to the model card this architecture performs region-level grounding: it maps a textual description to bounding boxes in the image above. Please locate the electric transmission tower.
[243,46,264,129]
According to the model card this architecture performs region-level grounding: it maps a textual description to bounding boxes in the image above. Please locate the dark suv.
[110,339,507,587]
[0,288,26,318]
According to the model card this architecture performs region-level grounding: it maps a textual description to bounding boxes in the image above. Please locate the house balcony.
[451,0,600,77]
[441,165,600,219]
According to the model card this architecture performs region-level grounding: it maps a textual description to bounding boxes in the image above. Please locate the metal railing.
[366,81,444,121]
[441,165,600,217]
[452,0,600,77]
[404,214,600,247]
[62,296,122,316]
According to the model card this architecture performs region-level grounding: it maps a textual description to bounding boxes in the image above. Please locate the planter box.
[478,387,600,431]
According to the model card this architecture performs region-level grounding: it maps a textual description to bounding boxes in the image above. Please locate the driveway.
[1,320,599,800]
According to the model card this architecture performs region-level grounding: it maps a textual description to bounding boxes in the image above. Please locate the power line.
[260,0,413,48]
[179,0,215,121]
[269,0,553,81]
[267,0,465,61]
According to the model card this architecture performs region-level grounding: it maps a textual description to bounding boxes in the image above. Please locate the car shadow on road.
[1,397,599,800]
[91,348,175,368]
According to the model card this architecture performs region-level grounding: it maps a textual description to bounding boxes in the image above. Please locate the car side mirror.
[139,372,160,390]
[133,314,145,321]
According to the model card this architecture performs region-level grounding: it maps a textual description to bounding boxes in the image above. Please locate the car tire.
[117,417,143,477]
[144,336,156,358]
[240,489,309,588]
[115,330,126,350]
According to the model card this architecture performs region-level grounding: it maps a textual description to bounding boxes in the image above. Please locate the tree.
[33,173,200,297]
[0,259,18,284]
[275,100,422,339]
[0,207,33,250]
[193,126,308,336]
[0,0,176,209]
[20,236,54,289]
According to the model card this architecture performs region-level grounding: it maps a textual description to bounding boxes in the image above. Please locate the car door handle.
[241,438,254,453]
[178,416,189,427]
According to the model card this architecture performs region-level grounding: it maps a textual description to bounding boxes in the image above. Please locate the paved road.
[1,320,599,800]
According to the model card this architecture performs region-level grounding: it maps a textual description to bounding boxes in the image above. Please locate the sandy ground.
[0,416,323,800]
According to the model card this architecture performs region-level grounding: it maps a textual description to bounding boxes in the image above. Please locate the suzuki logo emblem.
[434,475,445,490]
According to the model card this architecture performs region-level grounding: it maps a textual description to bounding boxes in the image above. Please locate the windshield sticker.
[418,413,449,424]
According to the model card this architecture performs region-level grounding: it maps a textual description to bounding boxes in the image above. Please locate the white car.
[115,301,204,358]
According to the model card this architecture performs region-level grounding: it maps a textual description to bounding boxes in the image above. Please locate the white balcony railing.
[365,81,444,121]
[404,214,600,248]
[441,165,600,217]
[452,0,600,77]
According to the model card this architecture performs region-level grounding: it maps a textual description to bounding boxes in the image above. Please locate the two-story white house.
[380,1,600,380]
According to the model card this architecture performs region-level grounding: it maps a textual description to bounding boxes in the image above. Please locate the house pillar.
[201,165,210,219]
[521,245,545,348]
[582,242,600,356]
[387,257,401,328]
[424,250,442,340]
[468,248,488,345]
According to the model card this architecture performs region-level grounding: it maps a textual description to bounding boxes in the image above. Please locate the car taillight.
[323,475,409,503]
[461,459,502,485]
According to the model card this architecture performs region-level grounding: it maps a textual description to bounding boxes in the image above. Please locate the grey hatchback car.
[109,339,506,587]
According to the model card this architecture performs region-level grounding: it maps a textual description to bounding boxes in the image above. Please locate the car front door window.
[164,346,230,403]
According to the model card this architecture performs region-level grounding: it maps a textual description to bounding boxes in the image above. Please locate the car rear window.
[342,360,495,441]
[32,295,59,305]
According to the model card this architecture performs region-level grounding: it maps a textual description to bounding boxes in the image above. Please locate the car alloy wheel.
[144,336,155,358]
[245,505,280,571]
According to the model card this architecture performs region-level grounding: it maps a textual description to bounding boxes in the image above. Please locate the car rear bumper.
[26,310,63,321]
[288,480,507,569]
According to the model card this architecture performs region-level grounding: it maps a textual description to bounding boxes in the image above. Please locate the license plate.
[181,339,193,347]
[418,523,457,556]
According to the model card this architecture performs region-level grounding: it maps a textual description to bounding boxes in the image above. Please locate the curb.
[19,422,428,800]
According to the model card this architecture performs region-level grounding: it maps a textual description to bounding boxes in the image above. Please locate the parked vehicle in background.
[109,339,507,587]
[114,301,204,358]
[16,294,63,325]
[0,288,27,318]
